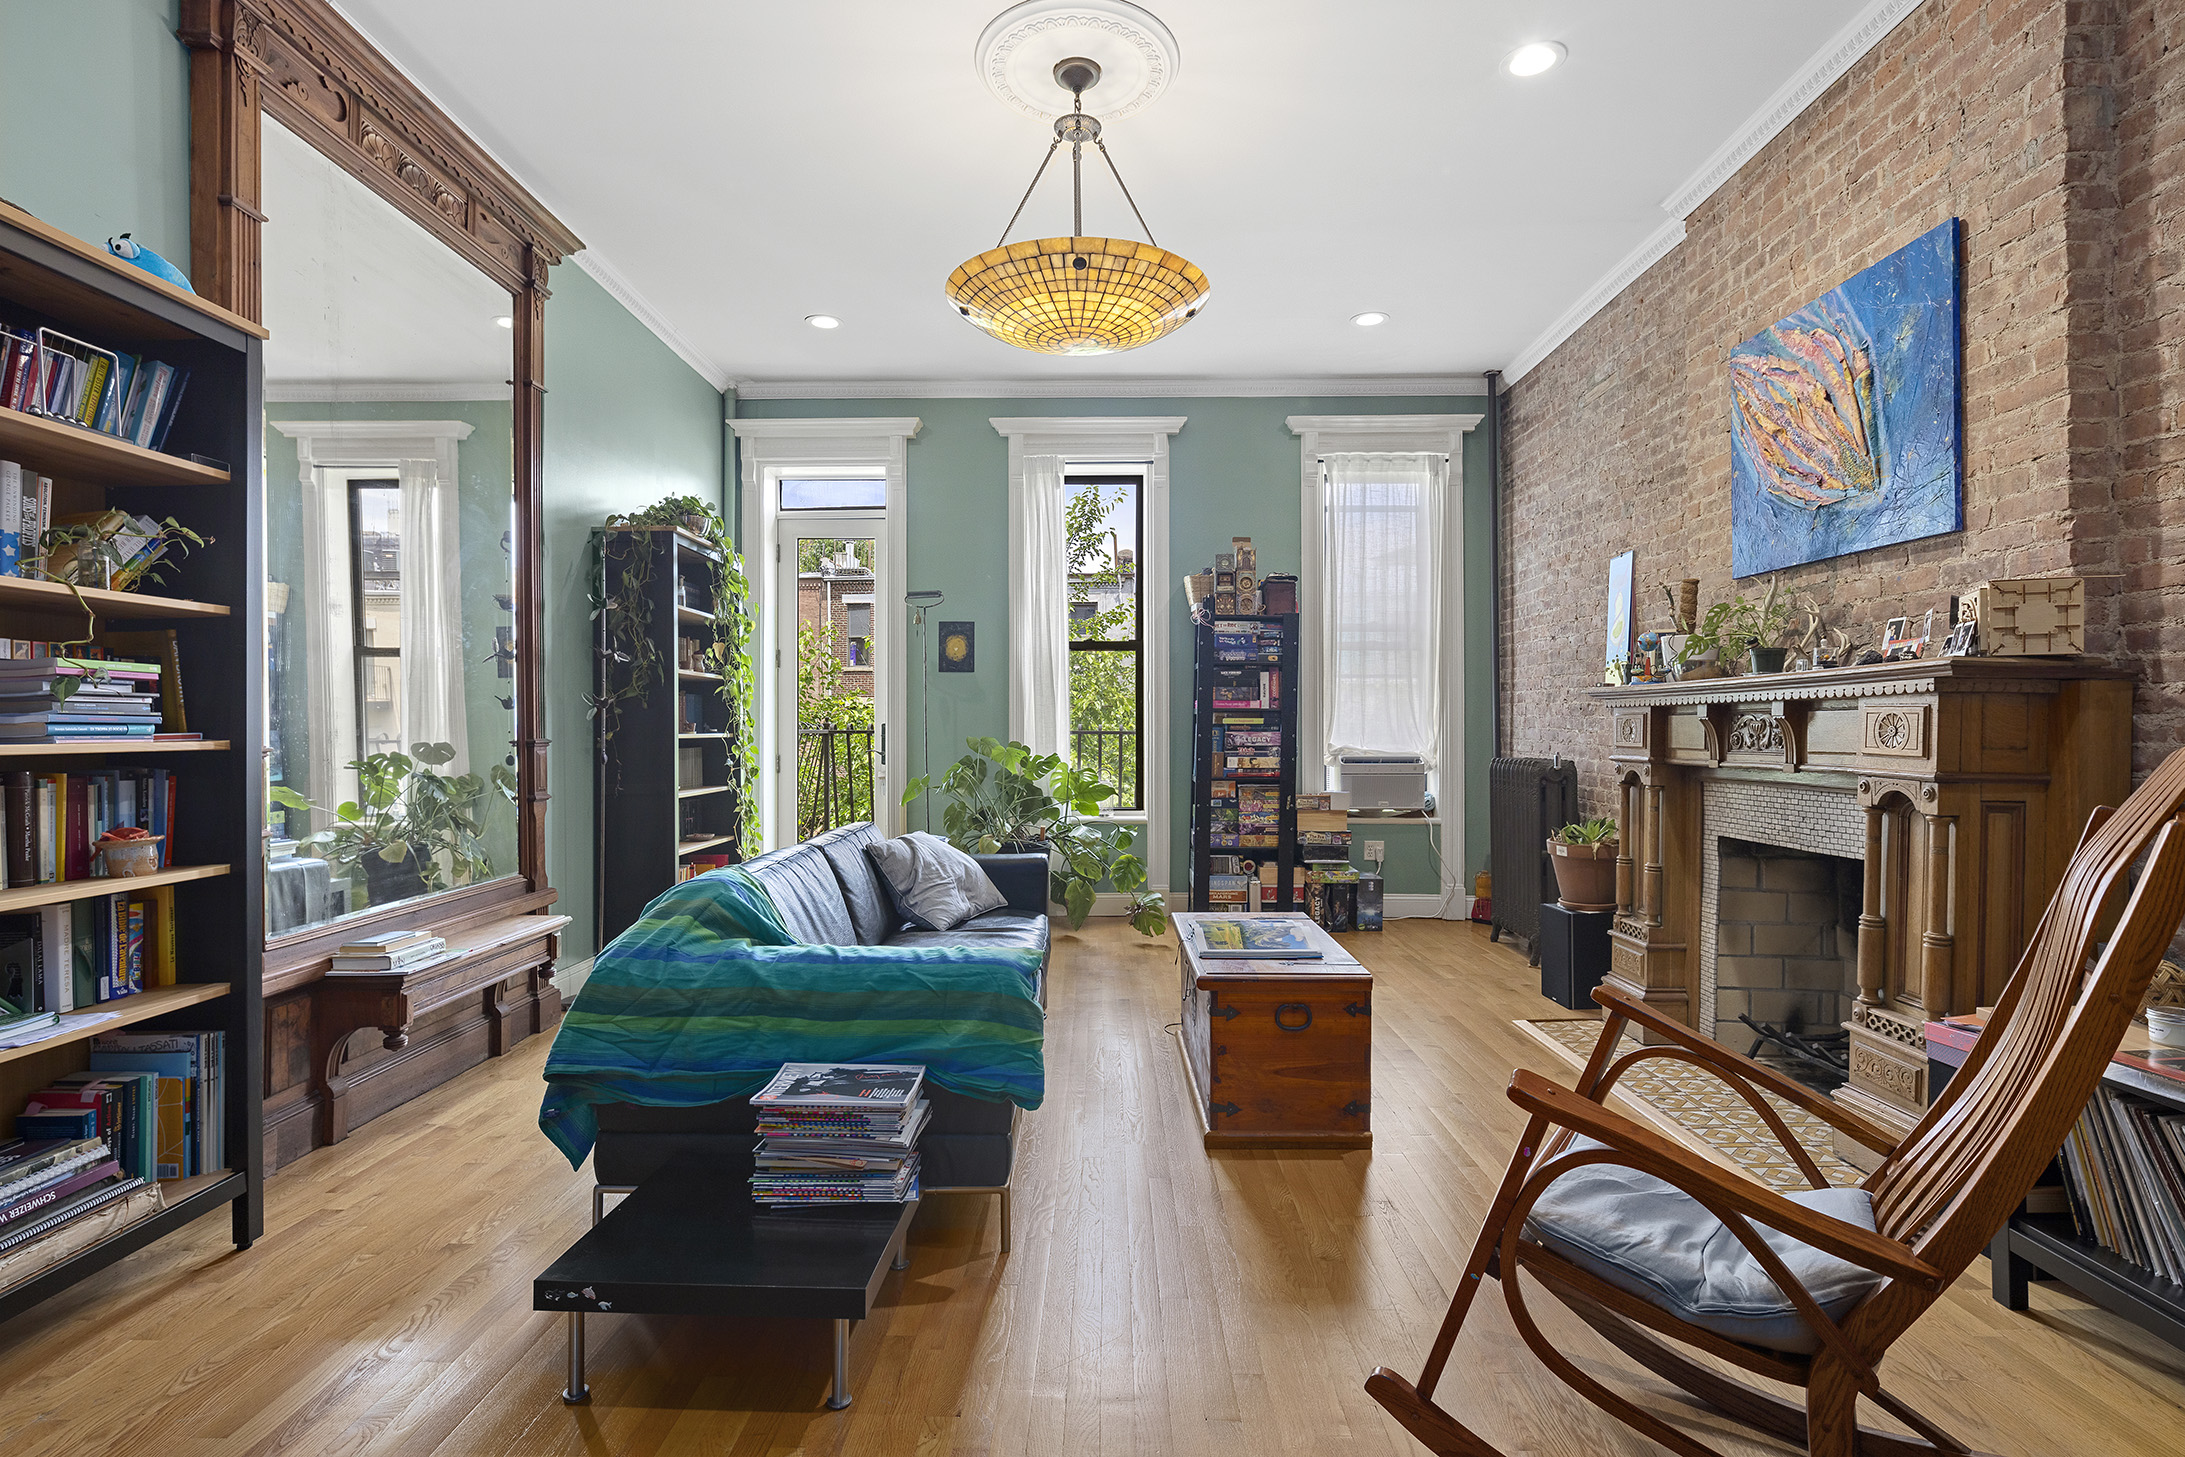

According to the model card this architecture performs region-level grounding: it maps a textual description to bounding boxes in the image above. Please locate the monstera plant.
[270,741,515,906]
[902,736,1168,936]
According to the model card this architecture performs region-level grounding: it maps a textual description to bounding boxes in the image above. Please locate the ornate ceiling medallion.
[947,42,1207,356]
[975,0,1180,122]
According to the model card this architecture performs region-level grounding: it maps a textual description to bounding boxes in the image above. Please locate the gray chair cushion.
[739,840,857,945]
[864,832,1007,931]
[808,822,895,944]
[1525,1138,1885,1354]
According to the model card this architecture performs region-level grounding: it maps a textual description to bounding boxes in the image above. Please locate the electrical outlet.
[1363,840,1386,863]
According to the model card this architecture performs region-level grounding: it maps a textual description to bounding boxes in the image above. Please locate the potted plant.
[1547,817,1620,912]
[903,736,1168,936]
[1693,579,1795,675]
[269,742,517,908]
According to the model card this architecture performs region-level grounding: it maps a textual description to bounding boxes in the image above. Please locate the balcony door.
[771,482,894,845]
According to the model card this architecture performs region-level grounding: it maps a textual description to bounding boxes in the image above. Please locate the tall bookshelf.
[1188,614,1301,912]
[0,203,264,1322]
[594,527,743,947]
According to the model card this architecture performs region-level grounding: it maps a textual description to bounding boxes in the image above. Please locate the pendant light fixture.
[946,56,1208,356]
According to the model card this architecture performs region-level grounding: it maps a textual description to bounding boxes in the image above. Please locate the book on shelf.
[0,322,191,452]
[0,766,179,889]
[1189,918,1322,959]
[90,1029,225,1177]
[1211,665,1281,710]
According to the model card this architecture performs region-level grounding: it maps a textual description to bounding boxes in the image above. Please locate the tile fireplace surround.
[1588,656,2131,1168]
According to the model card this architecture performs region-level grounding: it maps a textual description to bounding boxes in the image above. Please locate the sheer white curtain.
[1321,452,1445,767]
[398,456,468,772]
[296,467,360,817]
[1008,452,1070,758]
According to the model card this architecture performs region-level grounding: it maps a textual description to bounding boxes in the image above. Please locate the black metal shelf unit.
[593,528,743,948]
[0,205,266,1323]
[1991,1060,2185,1351]
[1187,614,1301,913]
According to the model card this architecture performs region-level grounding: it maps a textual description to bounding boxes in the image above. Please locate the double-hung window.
[1320,453,1445,772]
[1065,473,1142,810]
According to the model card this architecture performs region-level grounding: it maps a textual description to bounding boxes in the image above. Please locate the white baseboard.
[554,956,596,1002]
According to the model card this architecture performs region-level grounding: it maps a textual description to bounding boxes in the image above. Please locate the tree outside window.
[1067,475,1141,811]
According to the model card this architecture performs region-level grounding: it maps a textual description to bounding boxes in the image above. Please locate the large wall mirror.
[259,117,521,936]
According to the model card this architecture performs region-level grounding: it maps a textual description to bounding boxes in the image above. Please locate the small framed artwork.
[1942,620,1977,656]
[1604,550,1635,684]
[938,621,975,672]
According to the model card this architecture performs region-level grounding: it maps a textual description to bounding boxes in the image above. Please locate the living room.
[0,2,2181,1454]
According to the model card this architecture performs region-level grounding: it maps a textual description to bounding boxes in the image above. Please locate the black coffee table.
[534,1167,917,1410]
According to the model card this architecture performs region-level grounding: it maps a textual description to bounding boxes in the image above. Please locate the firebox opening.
[1713,837,1862,1093]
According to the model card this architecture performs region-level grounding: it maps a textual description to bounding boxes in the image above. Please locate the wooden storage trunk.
[1179,959,1373,1148]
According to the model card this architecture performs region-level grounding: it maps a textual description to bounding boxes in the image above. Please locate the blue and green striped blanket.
[538,868,1045,1168]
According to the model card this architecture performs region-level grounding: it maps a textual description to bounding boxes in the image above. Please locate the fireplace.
[1587,657,2132,1166]
[1708,833,1861,1090]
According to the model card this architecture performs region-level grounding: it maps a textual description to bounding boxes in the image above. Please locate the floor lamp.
[906,589,945,831]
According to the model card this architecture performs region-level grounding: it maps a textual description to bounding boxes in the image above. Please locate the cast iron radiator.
[1489,756,1579,961]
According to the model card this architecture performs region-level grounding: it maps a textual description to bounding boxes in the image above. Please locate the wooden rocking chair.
[1369,747,2185,1457]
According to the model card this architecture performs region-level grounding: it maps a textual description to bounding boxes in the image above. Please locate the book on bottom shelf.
[2053,1080,2185,1283]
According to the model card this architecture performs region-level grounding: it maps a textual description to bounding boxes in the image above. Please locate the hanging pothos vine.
[588,494,761,857]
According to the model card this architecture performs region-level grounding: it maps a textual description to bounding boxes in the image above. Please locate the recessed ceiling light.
[806,314,841,329]
[1506,41,1566,77]
[1352,311,1389,327]
[493,315,513,329]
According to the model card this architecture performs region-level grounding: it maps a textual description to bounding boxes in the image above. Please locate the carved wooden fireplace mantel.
[1587,657,2131,1165]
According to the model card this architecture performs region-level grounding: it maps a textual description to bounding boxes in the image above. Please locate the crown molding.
[1660,0,1929,223]
[1504,219,1686,384]
[569,250,732,392]
[734,374,1487,400]
[1504,0,1926,386]
[265,379,511,402]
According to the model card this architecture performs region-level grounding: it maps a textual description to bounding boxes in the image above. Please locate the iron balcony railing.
[1071,727,1140,812]
[798,725,875,840]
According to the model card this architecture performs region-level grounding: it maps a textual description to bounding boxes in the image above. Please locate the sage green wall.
[734,396,1493,901]
[0,1,192,270]
[545,266,727,961]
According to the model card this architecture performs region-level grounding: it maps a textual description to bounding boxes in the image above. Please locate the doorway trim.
[731,417,921,850]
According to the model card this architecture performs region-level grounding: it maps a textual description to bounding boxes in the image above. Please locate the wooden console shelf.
[310,913,571,1144]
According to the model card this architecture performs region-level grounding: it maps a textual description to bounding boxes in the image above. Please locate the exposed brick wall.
[1500,0,2182,809]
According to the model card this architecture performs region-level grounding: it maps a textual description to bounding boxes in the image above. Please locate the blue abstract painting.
[1729,218,1962,577]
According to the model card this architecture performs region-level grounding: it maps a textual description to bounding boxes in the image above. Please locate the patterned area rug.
[1517,1018,1864,1191]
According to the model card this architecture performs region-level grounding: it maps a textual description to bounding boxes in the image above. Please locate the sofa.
[590,821,1049,1247]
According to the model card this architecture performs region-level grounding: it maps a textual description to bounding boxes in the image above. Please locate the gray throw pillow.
[863,832,1008,932]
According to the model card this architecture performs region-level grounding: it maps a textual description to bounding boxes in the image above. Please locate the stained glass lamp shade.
[947,57,1207,356]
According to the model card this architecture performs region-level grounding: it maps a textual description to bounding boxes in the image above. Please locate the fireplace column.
[1615,778,1637,914]
[1856,802,1887,1006]
[1645,784,1666,926]
[1921,805,1956,1013]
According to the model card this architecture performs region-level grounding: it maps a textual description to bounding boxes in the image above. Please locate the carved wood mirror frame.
[181,0,581,993]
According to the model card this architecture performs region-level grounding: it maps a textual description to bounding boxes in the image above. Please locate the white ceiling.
[260,115,513,395]
[329,0,1880,392]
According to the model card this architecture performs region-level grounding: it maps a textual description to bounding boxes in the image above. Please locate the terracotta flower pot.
[1547,838,1619,913]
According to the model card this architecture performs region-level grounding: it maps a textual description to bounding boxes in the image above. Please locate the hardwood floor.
[2,919,2181,1455]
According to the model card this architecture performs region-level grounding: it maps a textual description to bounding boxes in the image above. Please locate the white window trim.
[730,417,920,850]
[991,416,1183,898]
[1289,413,1481,918]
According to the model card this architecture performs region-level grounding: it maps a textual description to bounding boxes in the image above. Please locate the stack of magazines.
[748,1062,929,1206]
[0,1136,148,1258]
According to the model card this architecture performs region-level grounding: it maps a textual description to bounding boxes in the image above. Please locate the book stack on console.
[331,930,454,975]
[0,656,162,741]
[748,1061,928,1206]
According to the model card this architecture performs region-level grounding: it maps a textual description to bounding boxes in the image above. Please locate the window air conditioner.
[1337,754,1429,813]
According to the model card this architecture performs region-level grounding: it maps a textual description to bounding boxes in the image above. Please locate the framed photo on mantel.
[1604,550,1634,684]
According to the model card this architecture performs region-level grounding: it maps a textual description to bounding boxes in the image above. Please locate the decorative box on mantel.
[1586,656,2131,1168]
